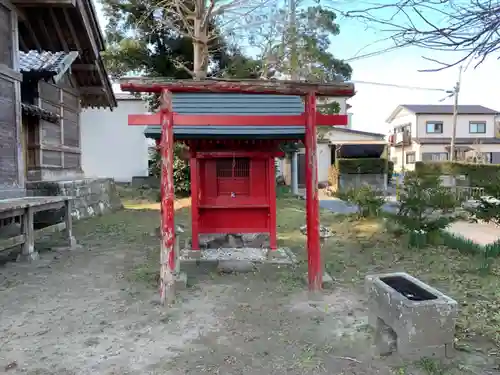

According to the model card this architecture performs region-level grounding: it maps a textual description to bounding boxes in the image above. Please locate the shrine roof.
[144,125,305,139]
[170,93,304,114]
[145,93,306,139]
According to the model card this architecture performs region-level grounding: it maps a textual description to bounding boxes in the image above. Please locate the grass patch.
[116,184,160,205]
[113,186,500,351]
[440,230,500,273]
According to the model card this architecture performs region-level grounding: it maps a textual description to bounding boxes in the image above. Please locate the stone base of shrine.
[180,246,297,265]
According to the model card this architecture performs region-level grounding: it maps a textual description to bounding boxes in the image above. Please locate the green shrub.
[415,161,500,187]
[389,171,462,248]
[336,185,385,218]
[148,144,191,195]
[387,160,394,184]
[336,158,387,174]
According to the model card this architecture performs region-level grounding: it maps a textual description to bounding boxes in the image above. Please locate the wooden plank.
[31,200,65,213]
[34,222,66,240]
[0,234,25,252]
[121,78,355,97]
[11,0,75,6]
[0,208,24,220]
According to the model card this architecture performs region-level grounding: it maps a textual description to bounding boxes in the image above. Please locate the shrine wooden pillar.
[304,92,322,291]
[190,150,200,250]
[159,89,176,305]
[268,157,277,250]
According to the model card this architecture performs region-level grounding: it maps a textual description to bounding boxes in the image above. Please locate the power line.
[350,80,448,92]
[344,44,409,63]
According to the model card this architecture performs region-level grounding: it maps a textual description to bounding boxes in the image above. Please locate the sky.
[93,0,500,136]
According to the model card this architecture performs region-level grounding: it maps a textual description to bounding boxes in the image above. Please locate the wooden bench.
[0,197,76,262]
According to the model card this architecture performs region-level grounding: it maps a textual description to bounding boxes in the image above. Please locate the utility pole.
[449,66,463,162]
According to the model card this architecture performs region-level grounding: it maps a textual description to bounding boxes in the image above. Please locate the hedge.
[415,162,500,187]
[336,158,388,174]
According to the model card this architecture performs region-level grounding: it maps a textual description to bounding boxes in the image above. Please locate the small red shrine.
[121,79,355,304]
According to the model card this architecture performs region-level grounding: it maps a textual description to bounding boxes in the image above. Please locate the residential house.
[280,127,387,187]
[81,92,153,182]
[0,0,116,200]
[387,104,500,171]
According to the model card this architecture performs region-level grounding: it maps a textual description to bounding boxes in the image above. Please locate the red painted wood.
[268,158,277,250]
[197,151,284,159]
[304,92,322,291]
[190,156,200,250]
[198,208,270,233]
[159,89,176,305]
[128,113,348,127]
[196,156,274,239]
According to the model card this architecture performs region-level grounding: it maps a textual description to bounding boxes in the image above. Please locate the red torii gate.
[120,78,355,305]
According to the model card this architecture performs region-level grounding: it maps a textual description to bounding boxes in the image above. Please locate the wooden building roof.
[13,0,116,109]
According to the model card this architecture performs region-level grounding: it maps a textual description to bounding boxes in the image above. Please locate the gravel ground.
[0,209,497,375]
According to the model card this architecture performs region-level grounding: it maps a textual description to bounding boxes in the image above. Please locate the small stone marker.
[300,225,333,239]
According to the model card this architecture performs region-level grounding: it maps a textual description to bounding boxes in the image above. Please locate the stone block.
[174,272,188,290]
[303,271,335,289]
[365,272,457,360]
[26,178,122,222]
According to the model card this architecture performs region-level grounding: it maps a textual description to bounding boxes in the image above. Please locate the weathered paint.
[304,92,322,291]
[159,89,176,305]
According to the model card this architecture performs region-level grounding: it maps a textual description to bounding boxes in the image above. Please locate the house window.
[406,152,416,164]
[426,121,443,134]
[469,122,486,134]
[422,152,448,162]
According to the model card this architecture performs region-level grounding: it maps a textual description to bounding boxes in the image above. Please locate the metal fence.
[446,186,485,201]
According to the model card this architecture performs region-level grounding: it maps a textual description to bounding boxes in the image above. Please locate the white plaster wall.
[390,142,420,171]
[297,143,331,183]
[389,108,417,137]
[416,114,496,138]
[81,98,152,182]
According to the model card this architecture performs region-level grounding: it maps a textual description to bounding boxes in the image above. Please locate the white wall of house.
[297,143,331,183]
[390,143,421,172]
[390,108,417,137]
[416,114,497,138]
[81,95,152,182]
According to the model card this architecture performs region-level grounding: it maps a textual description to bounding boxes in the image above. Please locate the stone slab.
[174,272,188,290]
[180,247,296,265]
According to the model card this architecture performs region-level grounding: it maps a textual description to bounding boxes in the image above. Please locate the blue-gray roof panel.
[144,125,304,140]
[146,93,306,138]
[171,93,304,115]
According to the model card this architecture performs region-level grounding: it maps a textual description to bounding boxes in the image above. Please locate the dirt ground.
[1,192,500,374]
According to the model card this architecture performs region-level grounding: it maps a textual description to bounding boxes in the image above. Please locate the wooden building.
[0,0,116,199]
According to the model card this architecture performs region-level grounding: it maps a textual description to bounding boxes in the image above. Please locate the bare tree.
[343,0,500,71]
[145,0,278,79]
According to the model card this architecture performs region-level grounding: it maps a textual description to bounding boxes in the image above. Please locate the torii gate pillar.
[159,89,176,305]
[304,92,322,290]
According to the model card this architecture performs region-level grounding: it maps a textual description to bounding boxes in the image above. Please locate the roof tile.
[401,104,499,115]
[19,50,69,75]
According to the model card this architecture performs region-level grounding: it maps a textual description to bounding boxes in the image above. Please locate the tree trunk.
[193,18,208,80]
